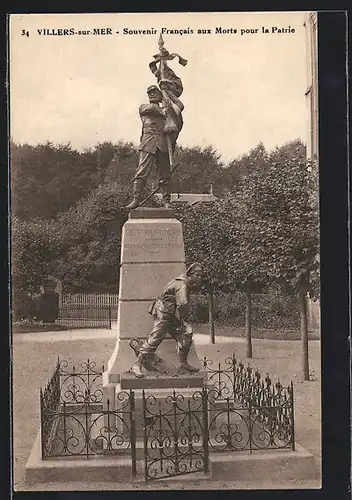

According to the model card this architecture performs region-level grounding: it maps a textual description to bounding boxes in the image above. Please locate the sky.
[10,12,311,163]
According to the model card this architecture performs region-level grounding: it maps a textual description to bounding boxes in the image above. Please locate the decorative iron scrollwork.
[142,389,207,481]
[40,355,295,480]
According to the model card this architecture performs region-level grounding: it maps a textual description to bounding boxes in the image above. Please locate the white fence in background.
[62,293,119,307]
[60,292,320,330]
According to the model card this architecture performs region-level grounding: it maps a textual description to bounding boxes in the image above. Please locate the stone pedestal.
[115,367,206,441]
[103,207,203,408]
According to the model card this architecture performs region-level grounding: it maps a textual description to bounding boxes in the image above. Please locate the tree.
[174,145,228,196]
[10,140,139,220]
[55,182,130,292]
[175,200,238,342]
[93,140,138,188]
[10,141,98,220]
[225,142,270,195]
[11,216,62,294]
[221,145,272,357]
[229,140,319,375]
[11,216,62,319]
[221,196,269,359]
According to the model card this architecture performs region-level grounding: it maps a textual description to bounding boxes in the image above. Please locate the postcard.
[9,11,321,492]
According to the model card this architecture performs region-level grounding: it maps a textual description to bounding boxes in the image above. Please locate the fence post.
[142,390,149,481]
[40,389,45,460]
[202,387,209,473]
[245,288,253,358]
[290,381,295,451]
[129,390,137,478]
[108,306,112,329]
[248,398,253,454]
[207,284,215,344]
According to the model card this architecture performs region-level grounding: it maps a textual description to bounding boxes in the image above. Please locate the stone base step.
[209,445,317,481]
[26,429,316,485]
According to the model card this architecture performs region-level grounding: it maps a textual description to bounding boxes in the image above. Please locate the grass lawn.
[12,330,321,491]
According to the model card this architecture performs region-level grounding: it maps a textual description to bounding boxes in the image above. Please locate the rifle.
[139,162,180,207]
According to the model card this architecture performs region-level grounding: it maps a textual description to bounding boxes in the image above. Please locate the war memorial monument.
[25,35,316,486]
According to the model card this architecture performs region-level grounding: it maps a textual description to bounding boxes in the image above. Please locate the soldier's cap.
[186,262,204,276]
[147,85,162,94]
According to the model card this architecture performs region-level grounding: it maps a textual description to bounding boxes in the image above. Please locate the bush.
[189,295,209,323]
[252,293,300,330]
[189,292,300,330]
[12,291,38,321]
[36,292,60,323]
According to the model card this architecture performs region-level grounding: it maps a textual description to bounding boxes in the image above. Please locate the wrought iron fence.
[203,354,295,452]
[40,359,61,456]
[40,359,136,471]
[57,306,112,329]
[40,355,295,479]
[142,389,209,480]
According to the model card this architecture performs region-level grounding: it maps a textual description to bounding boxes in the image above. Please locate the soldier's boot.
[125,179,145,210]
[159,181,172,209]
[178,344,199,373]
[129,338,141,357]
[131,352,148,378]
[163,195,172,210]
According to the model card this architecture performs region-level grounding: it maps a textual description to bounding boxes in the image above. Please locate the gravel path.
[12,329,321,491]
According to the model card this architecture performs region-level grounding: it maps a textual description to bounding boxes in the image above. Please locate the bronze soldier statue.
[125,35,186,210]
[125,85,174,210]
[130,263,204,378]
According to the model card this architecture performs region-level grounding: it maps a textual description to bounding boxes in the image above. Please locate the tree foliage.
[11,142,94,220]
[225,142,269,195]
[174,139,319,299]
[175,200,237,291]
[230,142,319,297]
[174,145,228,196]
[10,141,232,221]
[11,216,62,298]
[54,183,129,292]
[11,138,319,311]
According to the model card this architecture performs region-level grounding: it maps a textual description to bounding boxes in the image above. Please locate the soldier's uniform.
[139,273,193,356]
[131,263,203,378]
[125,83,177,210]
[126,41,186,210]
[133,101,172,205]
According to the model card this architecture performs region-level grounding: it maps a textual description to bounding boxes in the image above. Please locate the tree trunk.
[245,288,252,358]
[208,286,215,344]
[299,286,310,380]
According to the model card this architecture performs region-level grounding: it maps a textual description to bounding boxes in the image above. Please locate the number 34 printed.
[21,29,30,37]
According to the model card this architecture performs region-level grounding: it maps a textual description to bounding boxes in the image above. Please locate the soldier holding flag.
[125,35,187,210]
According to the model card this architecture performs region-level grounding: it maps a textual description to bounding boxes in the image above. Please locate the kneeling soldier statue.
[130,263,204,378]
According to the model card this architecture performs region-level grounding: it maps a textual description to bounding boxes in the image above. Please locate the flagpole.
[158,34,175,168]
